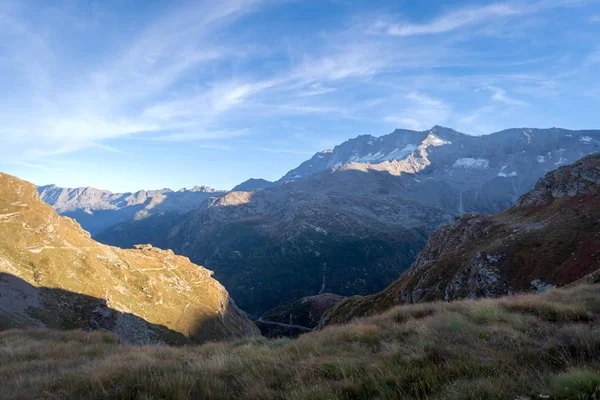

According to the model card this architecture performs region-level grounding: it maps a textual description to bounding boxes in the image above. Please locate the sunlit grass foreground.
[2,285,600,399]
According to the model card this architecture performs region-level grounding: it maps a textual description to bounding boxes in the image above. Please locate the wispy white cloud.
[90,143,138,156]
[151,129,250,142]
[248,147,315,155]
[456,106,499,135]
[9,161,51,171]
[250,103,350,116]
[374,3,521,36]
[484,86,529,106]
[0,0,264,162]
[385,92,451,131]
[297,83,338,97]
[372,0,586,37]
[195,143,237,151]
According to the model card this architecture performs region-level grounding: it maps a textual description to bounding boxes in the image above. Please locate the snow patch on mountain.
[381,145,417,161]
[537,156,546,163]
[348,144,417,164]
[453,158,490,169]
[498,166,509,177]
[426,134,452,147]
[554,149,568,165]
[580,136,594,144]
[522,129,533,143]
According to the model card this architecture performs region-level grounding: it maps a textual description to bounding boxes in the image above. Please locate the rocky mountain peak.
[278,126,597,187]
[190,185,218,193]
[231,178,275,192]
[516,153,600,208]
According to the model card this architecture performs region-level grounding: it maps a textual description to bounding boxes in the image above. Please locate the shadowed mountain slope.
[322,153,600,326]
[0,272,189,344]
[256,293,344,338]
[99,168,453,315]
[0,173,258,344]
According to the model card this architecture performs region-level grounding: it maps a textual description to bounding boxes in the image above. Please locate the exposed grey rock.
[133,244,153,250]
[530,279,556,293]
[278,126,600,215]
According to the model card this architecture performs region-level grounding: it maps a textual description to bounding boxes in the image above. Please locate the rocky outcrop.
[0,173,258,344]
[515,152,600,207]
[322,154,600,326]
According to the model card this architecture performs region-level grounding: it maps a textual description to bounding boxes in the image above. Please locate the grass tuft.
[546,369,600,399]
[2,285,600,399]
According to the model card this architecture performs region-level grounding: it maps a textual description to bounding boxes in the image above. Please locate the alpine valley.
[4,147,600,399]
[41,126,600,318]
[5,1,600,397]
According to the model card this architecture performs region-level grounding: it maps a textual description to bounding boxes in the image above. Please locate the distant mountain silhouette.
[38,184,225,234]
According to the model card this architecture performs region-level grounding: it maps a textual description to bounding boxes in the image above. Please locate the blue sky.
[0,0,599,192]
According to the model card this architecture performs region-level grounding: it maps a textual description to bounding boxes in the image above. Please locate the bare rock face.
[322,154,600,326]
[0,173,258,344]
[278,126,600,215]
[516,153,600,208]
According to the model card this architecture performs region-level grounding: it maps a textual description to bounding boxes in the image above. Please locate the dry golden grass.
[2,285,600,399]
[0,172,258,344]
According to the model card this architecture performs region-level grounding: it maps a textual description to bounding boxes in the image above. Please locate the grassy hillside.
[2,284,600,399]
[0,172,258,344]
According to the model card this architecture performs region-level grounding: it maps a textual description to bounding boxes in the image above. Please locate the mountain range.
[239,126,599,215]
[322,152,600,326]
[38,184,224,235]
[3,127,600,398]
[41,126,600,316]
